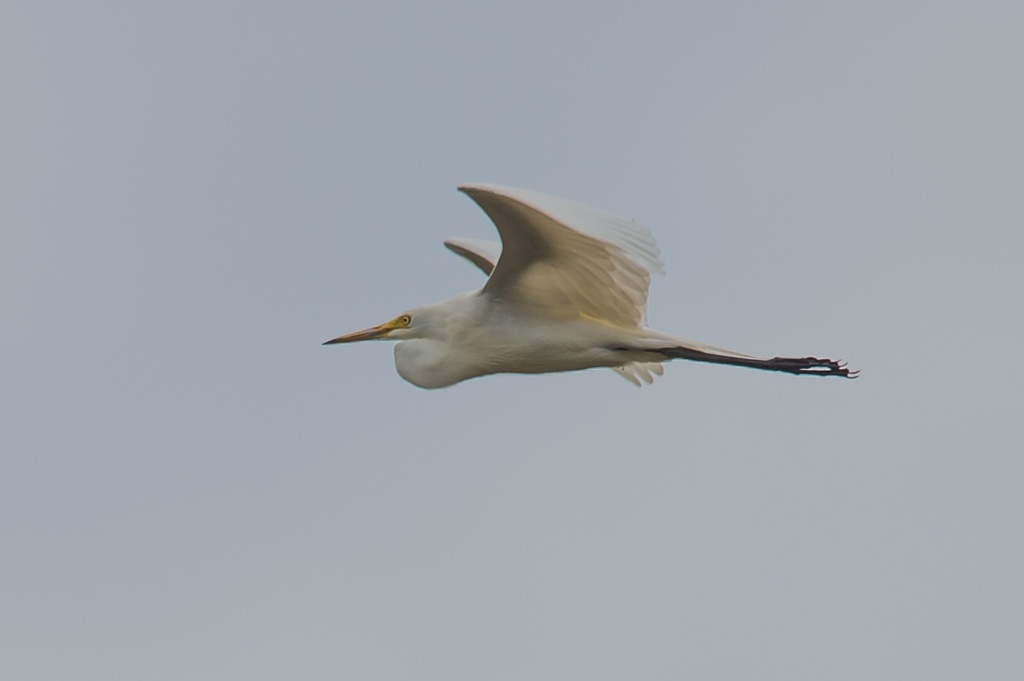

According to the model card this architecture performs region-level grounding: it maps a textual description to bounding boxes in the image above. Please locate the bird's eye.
[399,315,412,326]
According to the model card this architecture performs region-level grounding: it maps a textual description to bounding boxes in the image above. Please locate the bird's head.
[322,311,421,345]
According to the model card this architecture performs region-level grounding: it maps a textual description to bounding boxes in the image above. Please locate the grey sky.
[4,2,1023,679]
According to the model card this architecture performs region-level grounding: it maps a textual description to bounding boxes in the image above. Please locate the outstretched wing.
[458,184,664,328]
[443,238,501,275]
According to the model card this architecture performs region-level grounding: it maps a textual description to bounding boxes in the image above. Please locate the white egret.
[324,184,857,388]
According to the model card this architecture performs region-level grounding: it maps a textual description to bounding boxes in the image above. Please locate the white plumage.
[325,184,856,388]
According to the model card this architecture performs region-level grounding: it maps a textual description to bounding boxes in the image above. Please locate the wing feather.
[443,238,500,275]
[458,184,664,327]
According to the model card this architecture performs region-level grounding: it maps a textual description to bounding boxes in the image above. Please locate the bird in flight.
[324,184,857,388]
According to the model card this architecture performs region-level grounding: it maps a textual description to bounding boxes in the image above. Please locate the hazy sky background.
[4,2,1023,679]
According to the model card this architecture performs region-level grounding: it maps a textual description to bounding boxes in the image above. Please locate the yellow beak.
[322,321,395,345]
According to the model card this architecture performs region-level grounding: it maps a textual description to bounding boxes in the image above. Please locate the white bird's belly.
[394,305,641,388]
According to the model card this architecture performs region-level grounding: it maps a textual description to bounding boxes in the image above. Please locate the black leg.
[654,346,859,378]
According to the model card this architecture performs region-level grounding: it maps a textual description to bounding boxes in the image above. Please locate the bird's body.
[389,292,666,388]
[325,184,856,388]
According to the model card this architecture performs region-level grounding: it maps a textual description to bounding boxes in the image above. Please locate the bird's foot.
[768,356,859,378]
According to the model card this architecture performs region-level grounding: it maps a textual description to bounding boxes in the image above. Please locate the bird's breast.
[393,338,479,389]
[392,305,635,388]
